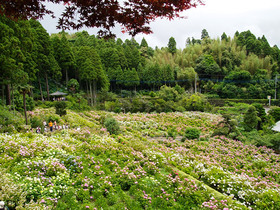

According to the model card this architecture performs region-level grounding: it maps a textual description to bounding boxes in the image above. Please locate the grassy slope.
[0,108,279,209]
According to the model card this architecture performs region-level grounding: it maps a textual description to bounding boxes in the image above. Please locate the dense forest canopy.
[1,16,280,108]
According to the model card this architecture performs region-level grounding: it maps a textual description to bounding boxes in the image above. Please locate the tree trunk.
[93,80,97,105]
[45,73,50,101]
[86,80,90,105]
[38,75,43,101]
[89,80,93,106]
[11,83,15,115]
[30,87,33,98]
[6,84,11,106]
[66,69,69,85]
[23,92,28,125]
[1,84,5,102]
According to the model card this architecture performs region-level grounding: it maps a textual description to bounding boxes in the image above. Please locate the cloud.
[40,0,280,49]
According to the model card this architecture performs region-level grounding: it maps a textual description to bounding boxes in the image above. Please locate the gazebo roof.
[50,91,68,96]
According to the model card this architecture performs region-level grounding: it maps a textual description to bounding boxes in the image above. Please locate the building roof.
[50,91,68,96]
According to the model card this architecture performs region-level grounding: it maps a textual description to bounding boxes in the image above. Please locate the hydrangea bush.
[0,109,279,209]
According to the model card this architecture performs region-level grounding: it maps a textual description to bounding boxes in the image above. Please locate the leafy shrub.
[47,114,60,124]
[253,133,280,151]
[175,105,186,112]
[184,127,200,140]
[0,170,44,209]
[255,190,280,209]
[158,85,180,102]
[97,90,117,103]
[105,101,121,113]
[167,127,178,138]
[268,107,280,122]
[67,78,79,94]
[252,103,267,130]
[120,90,135,98]
[66,94,90,111]
[41,101,55,108]
[30,116,42,129]
[181,93,210,112]
[174,84,185,94]
[14,93,35,112]
[243,106,260,131]
[149,91,156,97]
[0,105,24,132]
[55,101,67,116]
[153,98,166,113]
[104,117,120,135]
[118,99,132,113]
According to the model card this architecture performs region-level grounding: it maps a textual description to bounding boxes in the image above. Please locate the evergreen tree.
[0,16,27,106]
[140,38,148,48]
[57,32,75,84]
[221,32,229,42]
[201,29,209,40]
[243,106,260,131]
[168,37,177,55]
[78,48,109,105]
[30,19,59,101]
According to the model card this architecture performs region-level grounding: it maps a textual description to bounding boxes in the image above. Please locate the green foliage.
[183,127,200,140]
[255,190,280,209]
[55,101,67,116]
[104,117,120,135]
[104,101,121,113]
[213,114,238,136]
[174,84,185,94]
[195,54,222,79]
[252,133,280,151]
[268,107,280,122]
[149,91,156,97]
[66,94,90,111]
[14,93,35,112]
[56,188,80,209]
[158,85,180,102]
[0,170,44,209]
[252,103,267,130]
[0,109,279,209]
[0,105,24,133]
[181,93,210,112]
[168,37,177,54]
[47,114,60,124]
[167,127,178,139]
[97,90,117,103]
[30,116,42,129]
[243,106,260,131]
[67,79,80,94]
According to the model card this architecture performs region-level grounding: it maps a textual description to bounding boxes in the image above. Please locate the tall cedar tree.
[59,33,75,84]
[77,46,109,106]
[168,37,177,55]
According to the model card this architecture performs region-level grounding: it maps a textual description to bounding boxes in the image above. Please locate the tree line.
[1,15,280,108]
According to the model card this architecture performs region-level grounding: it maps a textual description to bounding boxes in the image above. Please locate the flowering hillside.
[0,109,279,209]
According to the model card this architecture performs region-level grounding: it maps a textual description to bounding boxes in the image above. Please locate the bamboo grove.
[1,16,280,107]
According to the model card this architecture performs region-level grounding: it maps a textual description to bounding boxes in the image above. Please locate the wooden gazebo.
[50,91,67,101]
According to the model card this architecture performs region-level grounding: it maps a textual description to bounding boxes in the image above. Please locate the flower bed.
[0,110,279,209]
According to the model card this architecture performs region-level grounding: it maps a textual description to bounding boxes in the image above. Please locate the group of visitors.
[26,121,70,133]
[43,120,69,132]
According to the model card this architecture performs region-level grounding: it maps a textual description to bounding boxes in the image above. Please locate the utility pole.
[195,73,197,93]
[275,75,280,99]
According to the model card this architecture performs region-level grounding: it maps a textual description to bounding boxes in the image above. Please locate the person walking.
[36,126,41,134]
[49,121,53,132]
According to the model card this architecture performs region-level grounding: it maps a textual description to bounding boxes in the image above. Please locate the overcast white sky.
[40,0,280,49]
